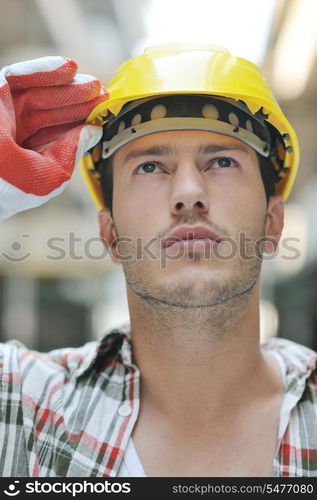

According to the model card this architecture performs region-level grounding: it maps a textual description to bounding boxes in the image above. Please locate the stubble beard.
[115,220,266,311]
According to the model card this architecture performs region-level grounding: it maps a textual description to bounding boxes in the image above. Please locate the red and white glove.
[0,56,108,220]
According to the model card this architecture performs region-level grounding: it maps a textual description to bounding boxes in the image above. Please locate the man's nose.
[169,162,210,216]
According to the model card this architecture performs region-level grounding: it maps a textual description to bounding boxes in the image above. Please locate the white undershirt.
[117,437,146,477]
[117,352,287,477]
[269,350,286,385]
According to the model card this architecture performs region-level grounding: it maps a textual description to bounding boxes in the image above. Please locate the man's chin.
[150,268,258,308]
[150,277,228,308]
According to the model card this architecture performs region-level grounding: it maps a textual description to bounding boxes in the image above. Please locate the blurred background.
[0,0,316,351]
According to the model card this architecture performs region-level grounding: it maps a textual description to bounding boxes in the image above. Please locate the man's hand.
[0,56,108,220]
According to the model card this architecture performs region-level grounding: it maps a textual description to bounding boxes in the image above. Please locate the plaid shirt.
[0,326,316,477]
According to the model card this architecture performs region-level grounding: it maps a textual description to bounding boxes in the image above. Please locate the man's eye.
[212,157,237,168]
[135,161,162,174]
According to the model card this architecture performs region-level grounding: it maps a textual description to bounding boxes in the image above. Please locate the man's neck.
[126,283,279,425]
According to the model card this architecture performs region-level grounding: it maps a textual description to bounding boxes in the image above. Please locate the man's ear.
[98,208,121,265]
[264,195,285,254]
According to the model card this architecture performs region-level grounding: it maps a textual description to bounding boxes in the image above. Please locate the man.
[0,44,316,477]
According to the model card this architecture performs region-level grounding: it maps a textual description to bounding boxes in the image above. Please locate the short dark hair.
[99,156,114,218]
[99,151,277,217]
[258,154,277,201]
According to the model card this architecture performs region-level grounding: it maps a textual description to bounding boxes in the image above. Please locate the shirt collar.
[76,322,132,379]
[262,336,317,397]
[76,328,317,390]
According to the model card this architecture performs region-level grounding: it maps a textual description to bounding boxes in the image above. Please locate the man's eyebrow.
[122,145,174,164]
[197,143,251,155]
[121,142,251,165]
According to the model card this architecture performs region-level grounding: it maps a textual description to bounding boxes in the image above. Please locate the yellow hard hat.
[80,43,299,209]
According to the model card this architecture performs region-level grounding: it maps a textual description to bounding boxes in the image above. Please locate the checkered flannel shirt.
[0,327,316,477]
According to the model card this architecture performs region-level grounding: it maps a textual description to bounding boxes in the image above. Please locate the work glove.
[0,56,108,220]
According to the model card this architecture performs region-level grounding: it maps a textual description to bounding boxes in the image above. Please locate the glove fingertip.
[100,85,110,98]
[62,57,78,74]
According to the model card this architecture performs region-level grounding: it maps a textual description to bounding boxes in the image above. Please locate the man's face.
[99,130,283,308]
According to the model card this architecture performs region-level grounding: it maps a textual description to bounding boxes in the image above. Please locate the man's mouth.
[162,225,221,251]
